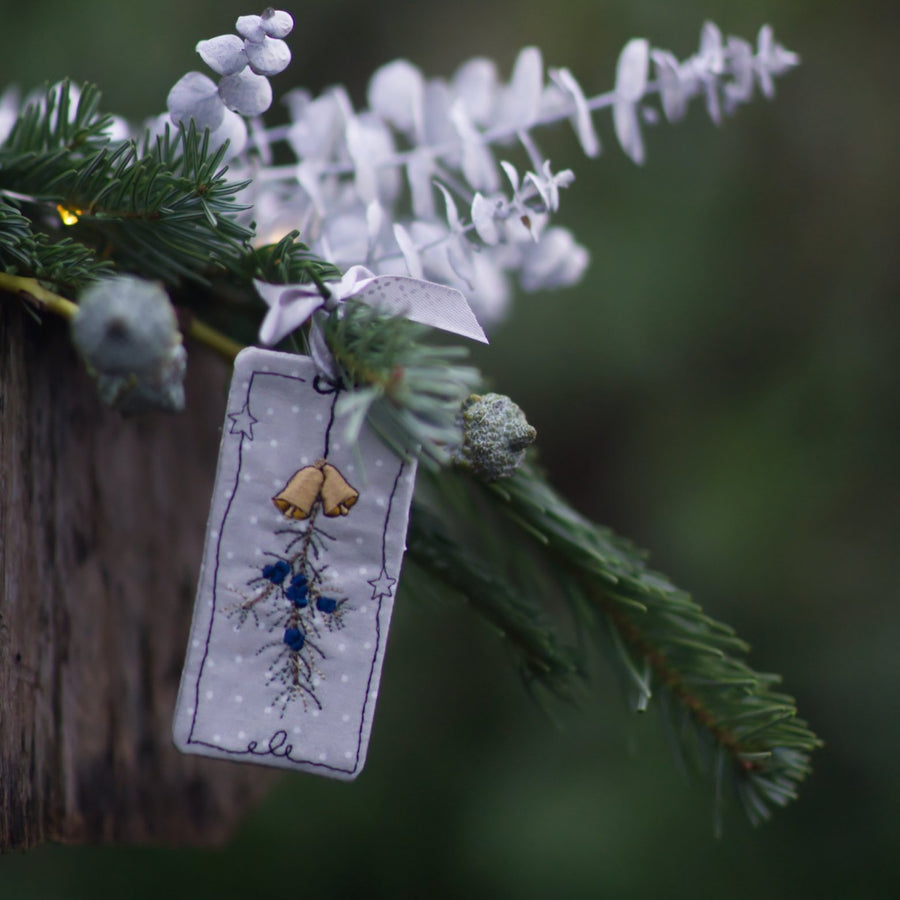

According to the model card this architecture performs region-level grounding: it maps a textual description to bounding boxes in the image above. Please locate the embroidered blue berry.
[453,393,537,481]
[316,597,338,614]
[286,575,309,607]
[263,560,291,584]
[283,627,305,652]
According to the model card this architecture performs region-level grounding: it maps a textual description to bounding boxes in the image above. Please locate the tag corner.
[233,345,263,370]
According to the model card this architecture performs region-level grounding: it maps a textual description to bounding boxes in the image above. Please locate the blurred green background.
[2,0,898,896]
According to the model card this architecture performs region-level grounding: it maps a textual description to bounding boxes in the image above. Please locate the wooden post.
[0,302,274,851]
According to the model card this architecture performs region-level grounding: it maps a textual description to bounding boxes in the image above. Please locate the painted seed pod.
[453,392,537,481]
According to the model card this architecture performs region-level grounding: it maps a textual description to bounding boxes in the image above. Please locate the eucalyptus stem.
[182,314,245,363]
[0,270,246,365]
[0,272,78,319]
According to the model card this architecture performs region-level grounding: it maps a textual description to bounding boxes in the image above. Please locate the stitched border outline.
[183,357,407,774]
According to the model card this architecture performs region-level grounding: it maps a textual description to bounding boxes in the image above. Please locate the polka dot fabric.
[173,348,417,778]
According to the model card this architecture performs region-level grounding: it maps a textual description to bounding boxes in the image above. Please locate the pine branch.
[237,229,342,286]
[406,501,583,700]
[500,464,820,823]
[0,79,112,161]
[319,304,820,822]
[0,82,253,287]
[0,195,113,291]
[69,122,252,282]
[324,302,482,467]
[408,462,821,824]
[0,197,33,267]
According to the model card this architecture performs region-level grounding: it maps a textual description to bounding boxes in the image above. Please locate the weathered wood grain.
[0,301,273,851]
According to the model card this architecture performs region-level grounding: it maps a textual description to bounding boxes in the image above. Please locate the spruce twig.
[316,301,821,823]
[491,464,821,822]
[407,502,583,700]
[404,462,820,823]
[324,302,481,467]
[0,82,252,286]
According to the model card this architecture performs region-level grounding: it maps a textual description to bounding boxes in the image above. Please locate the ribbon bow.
[254,266,488,372]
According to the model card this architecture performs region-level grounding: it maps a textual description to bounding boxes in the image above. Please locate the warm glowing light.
[56,204,82,225]
[253,226,292,247]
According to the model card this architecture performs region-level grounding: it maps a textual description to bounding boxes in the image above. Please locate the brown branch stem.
[598,596,763,773]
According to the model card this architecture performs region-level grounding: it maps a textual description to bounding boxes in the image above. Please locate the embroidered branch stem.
[297,503,321,562]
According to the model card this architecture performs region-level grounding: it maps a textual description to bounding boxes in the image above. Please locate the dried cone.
[319,463,359,516]
[272,464,325,519]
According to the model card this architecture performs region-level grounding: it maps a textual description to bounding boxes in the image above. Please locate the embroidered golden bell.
[271,459,359,519]
[272,463,326,519]
[319,462,359,516]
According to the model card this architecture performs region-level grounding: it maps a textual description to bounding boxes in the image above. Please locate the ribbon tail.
[255,279,327,346]
[308,313,340,382]
[354,276,488,344]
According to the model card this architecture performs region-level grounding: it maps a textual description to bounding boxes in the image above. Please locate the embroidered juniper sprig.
[232,459,358,714]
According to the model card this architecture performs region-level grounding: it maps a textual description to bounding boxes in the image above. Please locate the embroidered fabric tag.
[173,348,416,779]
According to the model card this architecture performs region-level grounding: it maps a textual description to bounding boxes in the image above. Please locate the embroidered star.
[367,567,396,601]
[228,402,258,439]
